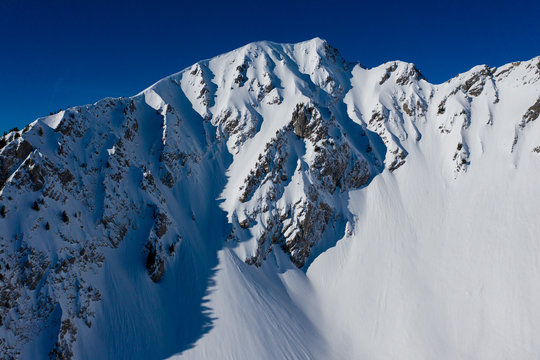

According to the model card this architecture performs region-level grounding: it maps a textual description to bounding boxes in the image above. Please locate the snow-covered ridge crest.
[0,38,539,359]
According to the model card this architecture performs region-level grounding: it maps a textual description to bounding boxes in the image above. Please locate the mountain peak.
[1,40,540,359]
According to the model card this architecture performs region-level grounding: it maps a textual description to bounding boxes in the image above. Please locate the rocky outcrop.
[520,98,540,129]
[236,100,373,267]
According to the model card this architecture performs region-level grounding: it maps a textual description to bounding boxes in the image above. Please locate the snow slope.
[0,38,539,359]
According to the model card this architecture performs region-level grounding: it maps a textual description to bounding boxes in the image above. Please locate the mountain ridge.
[0,38,539,359]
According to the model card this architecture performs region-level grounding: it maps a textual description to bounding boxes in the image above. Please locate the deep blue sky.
[1,0,539,132]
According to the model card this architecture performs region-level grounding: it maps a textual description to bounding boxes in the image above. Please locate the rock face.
[0,38,539,358]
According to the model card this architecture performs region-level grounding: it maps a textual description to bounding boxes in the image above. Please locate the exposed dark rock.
[438,100,446,114]
[16,142,33,162]
[61,211,69,223]
[462,67,491,97]
[379,64,397,85]
[160,171,174,188]
[154,211,170,239]
[49,319,77,360]
[239,219,250,229]
[234,63,248,86]
[396,64,425,85]
[58,169,74,186]
[388,148,406,172]
[291,103,327,140]
[292,104,309,138]
[520,98,540,129]
[402,103,413,116]
[0,140,40,190]
[145,241,165,283]
[28,163,45,191]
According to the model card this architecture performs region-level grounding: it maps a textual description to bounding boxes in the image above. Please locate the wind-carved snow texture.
[0,38,539,359]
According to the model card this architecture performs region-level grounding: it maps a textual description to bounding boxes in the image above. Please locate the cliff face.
[0,38,539,359]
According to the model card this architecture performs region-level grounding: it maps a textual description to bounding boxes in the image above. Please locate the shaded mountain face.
[0,38,539,359]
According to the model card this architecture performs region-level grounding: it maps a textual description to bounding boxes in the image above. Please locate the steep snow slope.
[307,136,540,359]
[175,46,540,360]
[0,38,539,359]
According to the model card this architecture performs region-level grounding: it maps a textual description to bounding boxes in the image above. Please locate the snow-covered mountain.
[1,38,539,359]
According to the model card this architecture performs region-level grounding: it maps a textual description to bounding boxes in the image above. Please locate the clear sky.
[1,0,539,132]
